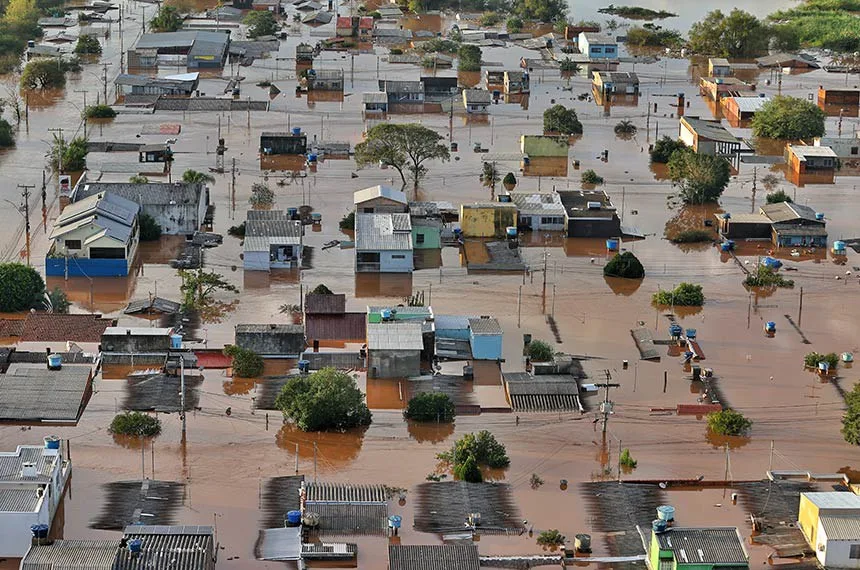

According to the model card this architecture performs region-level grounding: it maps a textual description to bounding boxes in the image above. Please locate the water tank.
[657,505,675,522]
[819,361,830,373]
[380,308,392,321]
[27,39,35,48]
[311,212,322,223]
[31,524,49,539]
[468,512,482,527]
[523,156,531,166]
[685,328,696,339]
[298,360,310,374]
[606,238,619,251]
[652,519,668,533]
[765,321,776,333]
[506,226,517,238]
[286,510,302,526]
[291,127,302,136]
[302,511,320,527]
[815,212,825,221]
[842,352,854,363]
[463,365,474,380]
[669,324,683,337]
[388,515,402,529]
[498,194,512,203]
[720,241,733,252]
[574,533,592,551]
[587,201,602,209]
[128,539,142,555]
[833,240,846,253]
[287,207,298,217]
[307,153,318,163]
[47,353,62,370]
[170,334,182,349]
[44,436,60,450]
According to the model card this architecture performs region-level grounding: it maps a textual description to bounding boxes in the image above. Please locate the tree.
[744,266,794,288]
[650,136,686,163]
[354,123,450,190]
[0,118,14,147]
[604,251,644,279]
[453,453,482,482]
[109,411,162,436]
[707,409,752,436]
[527,339,554,362]
[244,10,278,38]
[480,161,500,190]
[537,529,565,547]
[543,104,582,135]
[653,282,704,306]
[74,34,101,55]
[4,0,39,27]
[506,16,523,33]
[512,0,566,23]
[84,104,116,118]
[404,392,455,422]
[503,172,517,188]
[249,182,274,207]
[479,12,501,26]
[766,189,792,204]
[688,9,770,57]
[439,430,509,481]
[751,96,826,140]
[274,367,372,431]
[667,149,730,203]
[559,58,580,73]
[21,58,66,89]
[46,287,69,313]
[139,213,162,241]
[804,352,839,369]
[129,175,149,183]
[178,268,238,310]
[149,5,182,32]
[311,283,333,295]
[581,169,604,185]
[182,169,215,184]
[842,383,860,445]
[223,344,264,377]
[457,44,482,71]
[671,229,713,244]
[614,119,637,137]
[339,211,355,230]
[0,262,45,311]
[50,134,88,172]
[619,448,637,468]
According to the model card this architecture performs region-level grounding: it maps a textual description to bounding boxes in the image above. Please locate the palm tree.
[182,169,215,184]
[479,161,500,192]
[559,58,581,74]
[614,119,637,138]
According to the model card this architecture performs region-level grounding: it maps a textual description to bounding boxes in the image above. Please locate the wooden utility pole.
[750,167,757,213]
[798,287,804,327]
[596,371,621,435]
[17,184,34,266]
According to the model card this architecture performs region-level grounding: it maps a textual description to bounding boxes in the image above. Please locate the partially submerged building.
[115,72,199,97]
[699,76,755,101]
[0,367,94,425]
[235,324,305,357]
[243,211,304,271]
[130,31,230,69]
[379,80,425,113]
[260,131,308,155]
[557,190,621,238]
[520,135,569,158]
[591,71,639,96]
[367,321,424,378]
[818,86,860,108]
[459,203,517,237]
[756,53,819,69]
[508,191,566,232]
[648,527,749,570]
[468,316,503,360]
[504,71,529,93]
[304,293,366,346]
[362,91,388,116]
[578,32,617,60]
[785,144,837,184]
[463,89,491,114]
[355,213,413,273]
[389,544,480,570]
[708,57,732,77]
[307,69,344,91]
[722,96,770,128]
[101,327,176,353]
[354,185,407,214]
[798,491,860,569]
[716,202,828,247]
[679,117,743,158]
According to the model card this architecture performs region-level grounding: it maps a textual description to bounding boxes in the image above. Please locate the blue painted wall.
[470,332,503,360]
[46,257,129,277]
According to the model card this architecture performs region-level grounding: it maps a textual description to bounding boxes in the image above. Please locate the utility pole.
[551,284,556,318]
[798,286,804,327]
[102,63,111,104]
[294,443,299,474]
[180,355,187,438]
[41,170,47,231]
[517,285,522,327]
[750,166,757,214]
[48,127,64,177]
[17,184,34,266]
[313,442,318,483]
[231,158,237,219]
[768,440,774,472]
[596,371,621,435]
[74,90,87,137]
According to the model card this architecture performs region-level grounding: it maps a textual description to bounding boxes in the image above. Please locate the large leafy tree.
[243,11,278,38]
[650,136,686,163]
[543,104,582,135]
[604,252,645,279]
[74,34,102,55]
[511,0,566,23]
[21,58,66,89]
[354,123,450,190]
[149,5,182,32]
[404,392,455,422]
[0,263,45,311]
[457,44,482,72]
[707,409,752,436]
[667,149,730,203]
[688,9,770,58]
[274,367,372,431]
[843,383,860,445]
[178,268,238,310]
[751,96,826,140]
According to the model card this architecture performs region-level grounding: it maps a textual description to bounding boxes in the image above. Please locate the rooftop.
[0,442,65,482]
[389,544,480,570]
[681,117,740,144]
[354,185,407,205]
[463,89,492,104]
[819,513,860,540]
[580,31,616,44]
[362,91,388,104]
[709,57,730,66]
[557,190,617,218]
[104,327,173,336]
[0,488,41,512]
[701,76,751,86]
[468,317,502,335]
[728,96,770,113]
[367,322,424,350]
[51,192,140,244]
[654,527,748,564]
[235,324,304,335]
[594,71,639,83]
[802,491,860,510]
[245,217,303,245]
[20,540,118,570]
[305,313,367,341]
[136,30,228,51]
[0,367,92,424]
[461,202,517,210]
[787,144,838,160]
[73,181,205,208]
[0,313,114,343]
[355,213,413,251]
[380,80,424,93]
[509,192,565,215]
[760,202,821,224]
[305,293,346,314]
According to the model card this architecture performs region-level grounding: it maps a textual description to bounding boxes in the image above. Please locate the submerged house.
[130,31,230,69]
[307,69,344,91]
[235,324,305,357]
[722,96,769,128]
[708,57,732,77]
[354,185,407,214]
[798,491,860,569]
[785,144,837,184]
[260,131,308,155]
[818,86,860,108]
[509,191,566,232]
[463,89,491,114]
[699,76,755,101]
[379,80,424,114]
[578,32,617,61]
[367,321,424,378]
[46,192,140,277]
[459,203,517,237]
[362,91,388,116]
[504,71,529,93]
[115,72,199,97]
[716,202,828,247]
[648,527,749,570]
[679,117,744,158]
[355,213,414,273]
[557,190,620,238]
[591,71,639,96]
[468,316,503,360]
[243,210,304,271]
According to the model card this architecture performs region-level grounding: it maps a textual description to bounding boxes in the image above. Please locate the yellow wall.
[459,206,517,237]
[798,494,820,545]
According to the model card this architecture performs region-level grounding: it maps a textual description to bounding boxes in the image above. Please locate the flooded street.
[2,0,860,567]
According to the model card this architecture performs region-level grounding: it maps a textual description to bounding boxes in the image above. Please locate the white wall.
[244,250,271,271]
[818,519,860,568]
[0,507,43,557]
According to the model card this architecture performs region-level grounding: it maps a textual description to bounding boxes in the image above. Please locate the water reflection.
[275,423,366,471]
[354,273,412,298]
[704,430,751,450]
[366,377,405,410]
[407,420,455,444]
[112,432,157,449]
[604,275,642,296]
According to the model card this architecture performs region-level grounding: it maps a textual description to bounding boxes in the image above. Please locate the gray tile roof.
[117,525,214,570]
[236,324,304,335]
[468,317,502,335]
[463,89,491,104]
[21,539,118,570]
[51,192,140,244]
[760,202,820,224]
[367,322,424,350]
[557,190,617,219]
[73,182,204,208]
[355,213,412,251]
[654,527,748,564]
[247,210,290,220]
[0,367,92,423]
[380,80,423,93]
[362,91,388,104]
[245,218,303,245]
[681,117,740,144]
[0,445,61,483]
[353,185,407,205]
[389,545,480,570]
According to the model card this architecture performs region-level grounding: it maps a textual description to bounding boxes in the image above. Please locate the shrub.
[249,182,274,207]
[453,453,482,482]
[479,11,501,26]
[0,263,45,312]
[109,411,162,437]
[604,252,644,279]
[543,104,582,135]
[339,211,355,230]
[614,120,637,136]
[46,287,70,313]
[149,5,183,32]
[244,10,278,38]
[671,229,713,243]
[404,392,455,422]
[842,382,860,445]
[707,409,752,436]
[668,148,730,203]
[457,44,482,71]
[0,119,15,147]
[766,189,792,204]
[619,448,637,468]
[530,473,544,489]
[804,352,839,369]
[506,16,523,33]
[228,222,246,238]
[503,172,517,187]
[311,284,333,295]
[581,169,604,185]
[85,104,116,119]
[653,282,704,306]
[182,169,215,184]
[129,175,149,184]
[224,344,264,377]
[275,367,372,431]
[650,136,686,163]
[752,96,826,140]
[626,25,683,48]
[74,34,101,54]
[744,266,794,288]
[559,57,580,73]
[439,430,510,468]
[527,339,554,362]
[139,213,162,241]
[537,529,565,547]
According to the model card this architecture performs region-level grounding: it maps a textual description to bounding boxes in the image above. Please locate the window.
[852,147,859,155]
[65,239,82,250]
[541,216,563,225]
[416,233,425,244]
[850,544,860,559]
[363,207,374,213]
[89,247,125,259]
[391,254,406,259]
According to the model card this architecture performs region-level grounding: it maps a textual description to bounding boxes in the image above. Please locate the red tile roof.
[359,16,373,29]
[305,293,346,315]
[305,313,366,341]
[0,319,25,338]
[20,313,116,343]
[336,16,351,28]
[194,350,233,369]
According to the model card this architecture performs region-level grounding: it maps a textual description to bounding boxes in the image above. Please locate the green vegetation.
[311,284,333,295]
[543,104,582,135]
[129,175,149,183]
[768,0,860,51]
[619,448,637,468]
[511,0,567,23]
[0,0,48,74]
[0,263,45,312]
[149,5,182,32]
[766,189,793,204]
[598,5,676,19]
[527,339,554,362]
[706,409,752,436]
[626,24,684,48]
[404,392,455,422]
[244,10,278,38]
[479,11,501,26]
[84,104,116,119]
[418,38,459,53]
[454,454,482,482]
[228,222,245,238]
[804,351,840,369]
[744,266,794,288]
[653,282,704,306]
[0,119,15,147]
[537,529,566,547]
[49,134,87,172]
[110,412,162,437]
[46,287,69,313]
[480,161,500,189]
[275,367,372,431]
[139,213,162,241]
[530,473,544,489]
[439,430,509,482]
[503,172,517,187]
[339,211,355,230]
[667,149,731,203]
[182,169,215,184]
[559,57,580,73]
[354,123,450,189]
[506,16,523,33]
[21,58,68,89]
[74,34,101,54]
[671,229,713,244]
[614,119,636,136]
[841,382,860,445]
[179,268,239,310]
[604,251,644,279]
[224,344,265,377]
[688,9,770,57]
[650,136,686,163]
[581,169,604,185]
[249,182,274,207]
[752,96,826,140]
[457,44,482,71]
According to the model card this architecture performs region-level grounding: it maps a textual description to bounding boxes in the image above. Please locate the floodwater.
[5,0,860,568]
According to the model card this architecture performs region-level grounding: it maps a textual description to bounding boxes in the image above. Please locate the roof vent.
[21,462,38,478]
[587,201,602,209]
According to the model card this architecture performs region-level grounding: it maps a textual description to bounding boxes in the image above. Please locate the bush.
[667,148,730,203]
[453,453,483,482]
[650,136,686,163]
[707,409,752,436]
[537,529,565,547]
[84,104,116,119]
[581,169,604,185]
[614,119,637,136]
[46,287,70,313]
[457,44,482,71]
[804,352,839,369]
[559,58,580,73]
[149,5,182,32]
[51,136,88,172]
[224,344,264,378]
[249,182,274,207]
[109,412,162,437]
[405,392,455,422]
[619,448,637,468]
[842,383,860,445]
[752,96,826,140]
[653,282,704,306]
[503,172,517,187]
[0,263,45,312]
[244,10,278,38]
[138,213,162,241]
[479,11,501,26]
[274,367,372,431]
[311,284,333,295]
[626,25,683,48]
[506,16,523,33]
[129,175,149,183]
[527,339,554,362]
[21,58,67,89]
[339,211,355,230]
[418,38,458,53]
[182,169,215,184]
[543,104,582,135]
[766,189,792,204]
[530,473,544,489]
[604,251,644,279]
[228,222,246,238]
[0,118,15,147]
[74,34,101,54]
[671,229,713,243]
[744,266,794,288]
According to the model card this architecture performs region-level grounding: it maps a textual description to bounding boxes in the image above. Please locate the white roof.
[362,92,388,104]
[103,327,173,336]
[353,185,407,205]
[367,322,424,350]
[163,72,199,81]
[355,213,413,251]
[803,492,860,510]
[788,145,838,160]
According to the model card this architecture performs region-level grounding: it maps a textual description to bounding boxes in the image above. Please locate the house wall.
[679,122,697,149]
[521,135,569,157]
[817,519,860,569]
[816,137,860,158]
[235,330,305,356]
[356,197,407,214]
[819,88,860,107]
[101,332,172,352]
[143,202,202,235]
[412,225,441,249]
[566,216,620,238]
[46,256,131,277]
[723,221,771,240]
[518,214,565,232]
[244,250,271,271]
[260,135,308,155]
[460,207,517,237]
[368,349,420,378]
[0,510,42,557]
[379,250,414,273]
[470,333,502,360]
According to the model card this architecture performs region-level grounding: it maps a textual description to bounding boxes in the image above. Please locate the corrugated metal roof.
[255,527,302,561]
[353,185,407,205]
[305,293,346,314]
[51,192,140,243]
[787,144,838,159]
[305,313,366,341]
[355,213,413,251]
[116,526,214,570]
[0,488,40,512]
[803,492,860,510]
[362,91,388,104]
[432,315,473,330]
[243,235,271,252]
[760,202,820,224]
[245,219,303,240]
[0,368,91,423]
[380,80,423,93]
[389,545,480,570]
[681,117,740,144]
[729,96,770,113]
[21,539,118,570]
[104,327,173,336]
[820,514,860,540]
[468,317,502,335]
[75,182,203,208]
[655,527,748,564]
[236,324,304,334]
[509,192,565,215]
[367,322,423,350]
[463,89,491,104]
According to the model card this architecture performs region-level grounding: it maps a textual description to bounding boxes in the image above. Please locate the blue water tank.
[298,360,310,374]
[819,361,830,372]
[506,226,517,238]
[128,539,142,554]
[44,435,60,450]
[685,328,696,339]
[833,240,846,253]
[606,238,619,251]
[765,321,776,333]
[498,194,512,202]
[311,212,322,222]
[286,510,302,526]
[170,334,182,349]
[657,505,675,522]
[47,353,62,369]
[287,207,298,217]
[523,156,531,165]
[652,519,668,533]
[31,524,49,538]
[291,127,302,136]
[669,324,683,337]
[815,212,825,221]
[380,308,392,320]
[307,153,318,163]
[388,515,402,529]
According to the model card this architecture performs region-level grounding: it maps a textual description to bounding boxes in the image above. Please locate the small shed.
[354,185,407,214]
[463,89,491,114]
[785,144,837,184]
[235,324,305,357]
[367,322,423,378]
[708,57,732,77]
[260,131,308,155]
[468,317,502,360]
[722,96,769,128]
[459,203,517,237]
[101,327,174,353]
[818,86,860,108]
